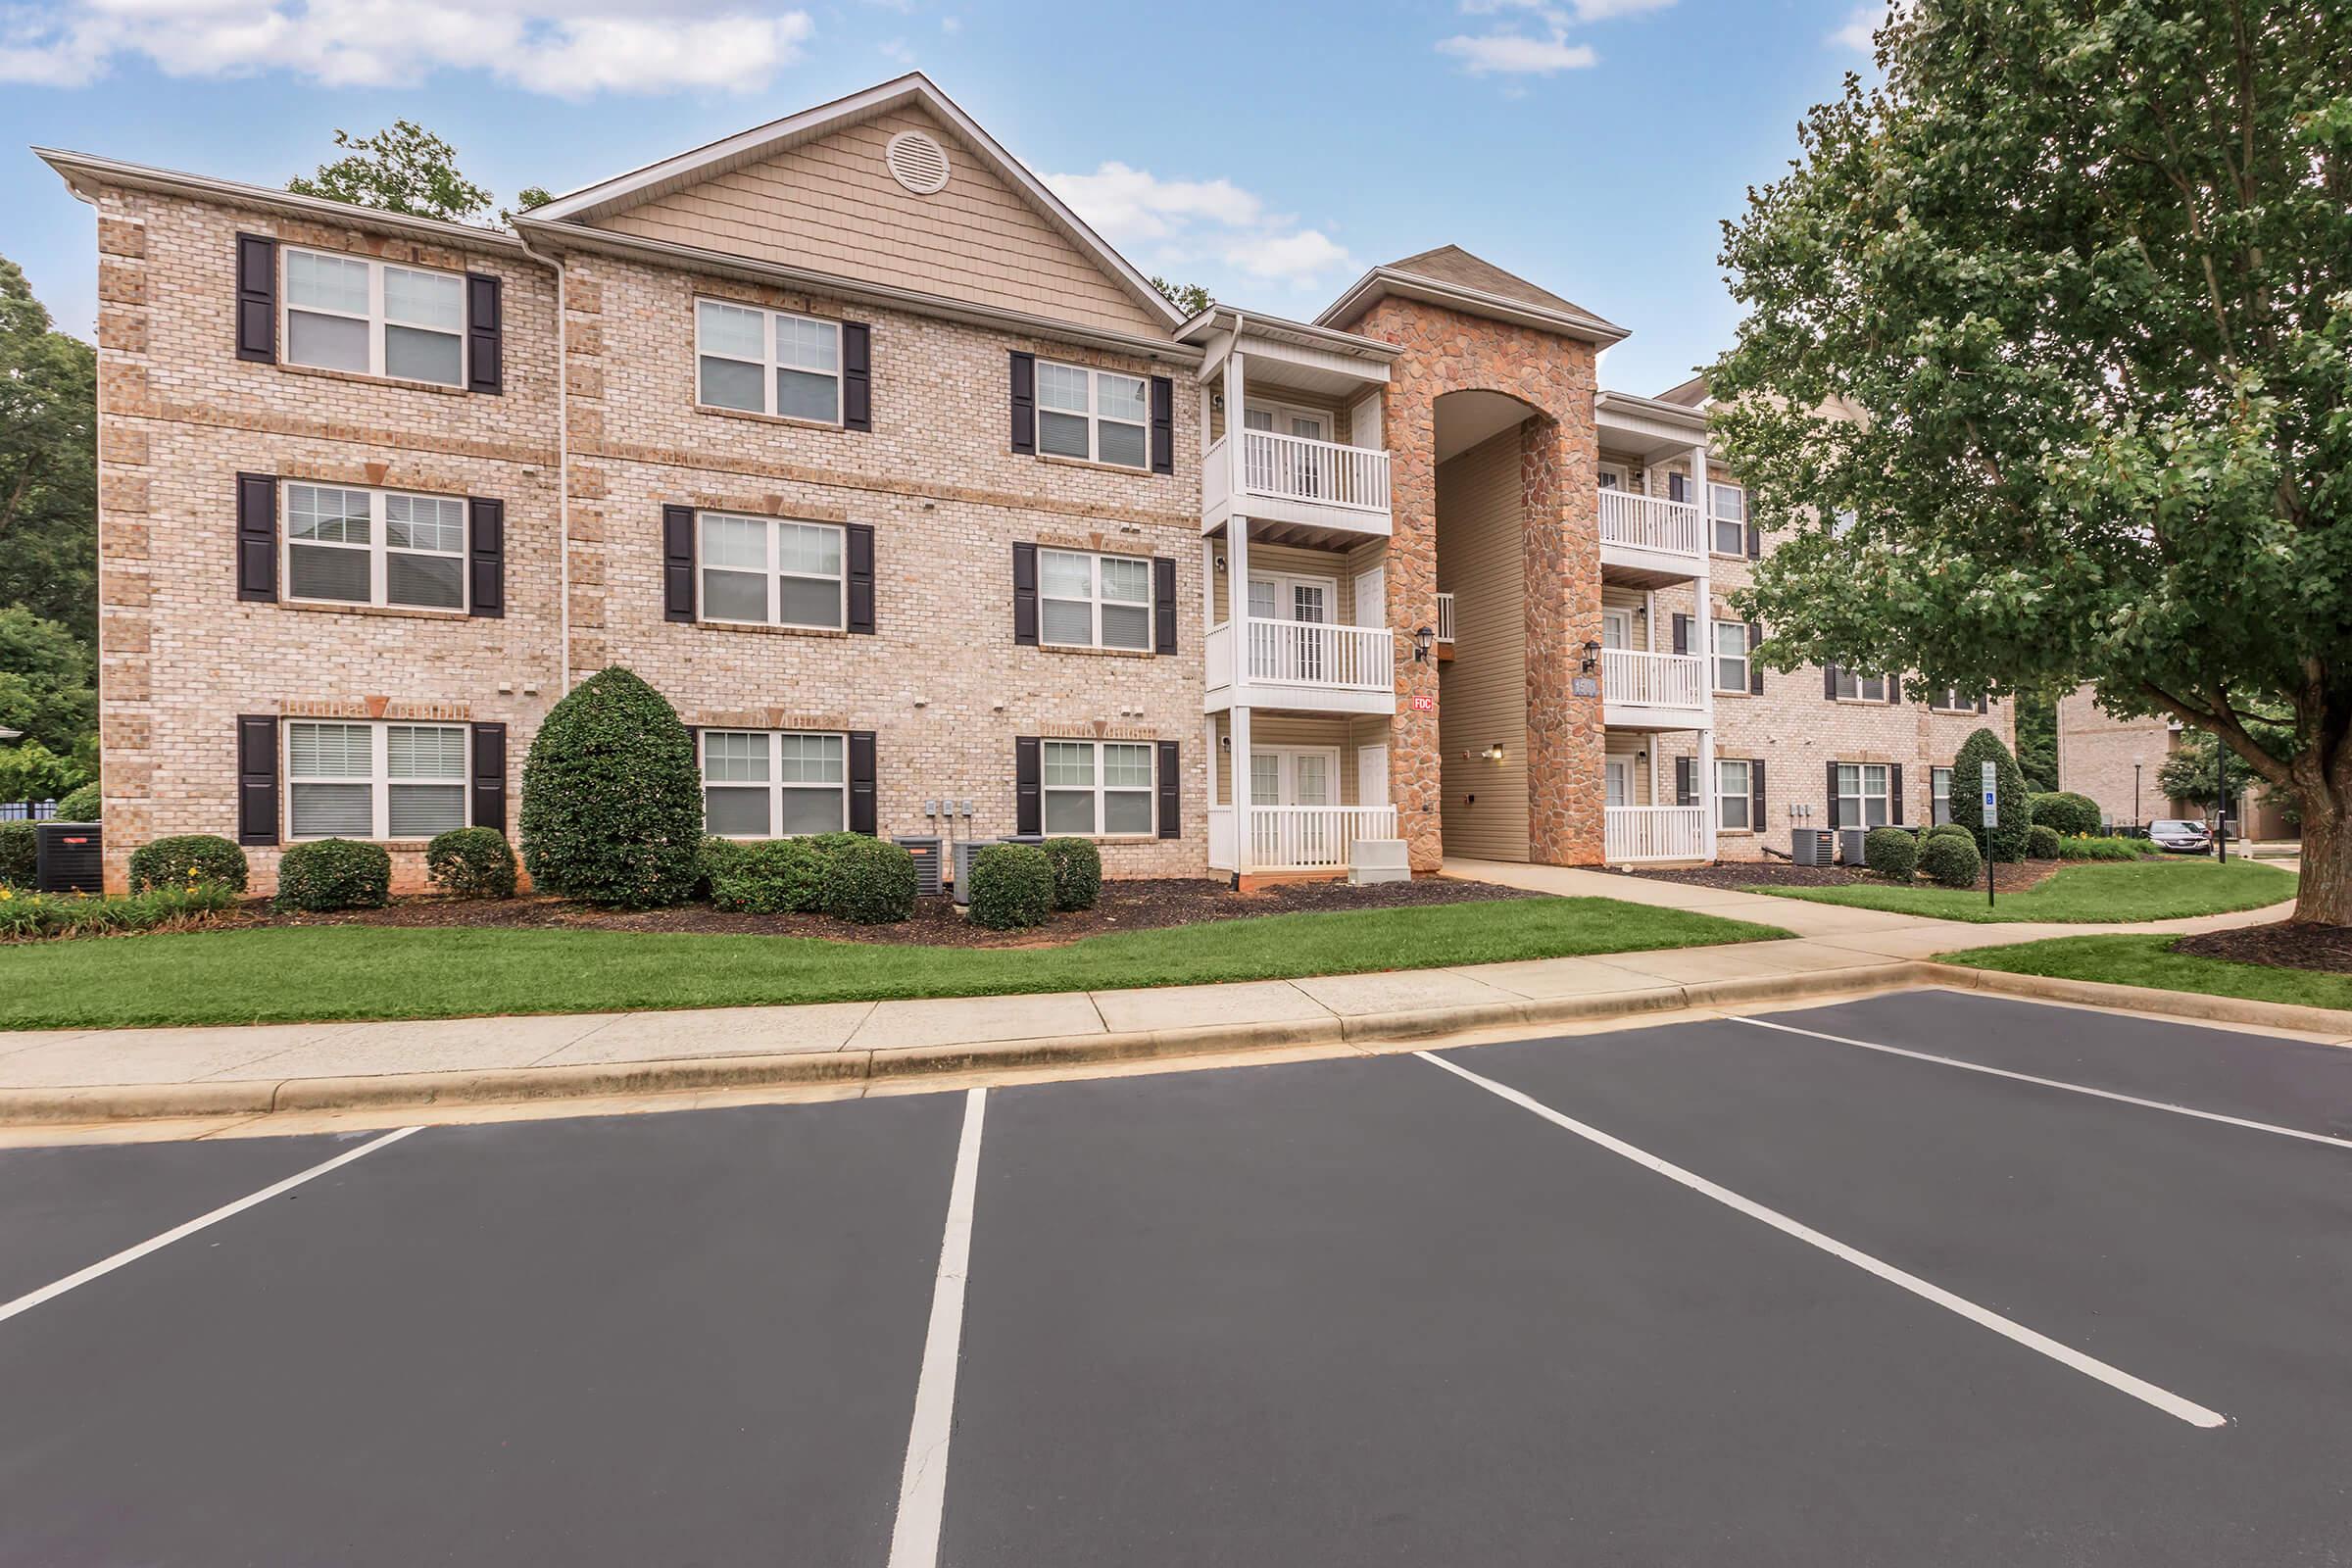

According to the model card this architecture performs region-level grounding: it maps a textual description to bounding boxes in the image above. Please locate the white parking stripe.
[0,1126,420,1329]
[888,1088,987,1568]
[1417,1051,2229,1430]
[1731,1014,2352,1152]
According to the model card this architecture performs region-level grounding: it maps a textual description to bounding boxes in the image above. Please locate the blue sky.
[2,0,1890,393]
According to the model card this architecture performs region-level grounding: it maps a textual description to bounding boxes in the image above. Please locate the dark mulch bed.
[1625,859,2062,893]
[238,874,1543,950]
[2174,921,2352,974]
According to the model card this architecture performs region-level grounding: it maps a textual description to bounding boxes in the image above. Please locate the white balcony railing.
[1242,618,1394,692]
[1241,429,1391,514]
[1600,648,1705,710]
[1605,806,1708,862]
[1209,805,1400,871]
[1436,592,1455,643]
[1598,489,1705,559]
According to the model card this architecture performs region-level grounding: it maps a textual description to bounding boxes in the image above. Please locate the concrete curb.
[0,959,1940,1128]
[1926,963,2352,1038]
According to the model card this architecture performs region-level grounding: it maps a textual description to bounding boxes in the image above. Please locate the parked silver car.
[2148,818,2213,854]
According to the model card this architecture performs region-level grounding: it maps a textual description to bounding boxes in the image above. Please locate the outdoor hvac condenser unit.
[1788,828,1834,867]
[1838,828,1871,867]
[893,836,944,897]
[951,838,995,906]
[34,821,103,894]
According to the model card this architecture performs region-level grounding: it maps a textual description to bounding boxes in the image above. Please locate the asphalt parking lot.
[3,989,2348,1566]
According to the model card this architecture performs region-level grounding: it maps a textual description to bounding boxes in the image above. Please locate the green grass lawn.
[1939,933,2352,1013]
[1750,858,2297,924]
[0,896,1788,1031]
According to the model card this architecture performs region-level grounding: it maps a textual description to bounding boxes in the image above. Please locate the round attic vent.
[885,130,951,195]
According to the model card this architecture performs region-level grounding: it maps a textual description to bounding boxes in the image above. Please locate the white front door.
[1357,745,1389,808]
[1604,757,1632,808]
[1352,566,1386,629]
[1250,575,1334,683]
[1600,607,1634,650]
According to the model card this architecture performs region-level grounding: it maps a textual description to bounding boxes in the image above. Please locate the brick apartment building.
[2056,686,2296,840]
[40,73,2012,894]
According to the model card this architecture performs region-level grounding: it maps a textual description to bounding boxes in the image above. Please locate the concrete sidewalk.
[0,867,2310,1128]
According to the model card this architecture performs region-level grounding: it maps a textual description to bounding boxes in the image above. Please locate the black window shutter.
[1156,740,1180,839]
[1747,621,1764,695]
[1825,662,1840,700]
[466,272,503,395]
[1888,677,1902,707]
[842,321,872,431]
[235,471,277,602]
[1011,542,1039,646]
[1746,517,1761,560]
[1150,375,1174,473]
[1671,613,1690,656]
[236,714,279,846]
[467,497,505,618]
[846,523,876,634]
[470,722,508,831]
[848,730,878,835]
[662,505,696,622]
[1152,557,1177,654]
[1978,696,1989,714]
[1675,756,1694,807]
[1008,352,1036,454]
[1826,760,1843,827]
[1889,763,1905,825]
[1750,760,1767,832]
[234,233,276,364]
[1668,471,1690,504]
[1014,737,1042,835]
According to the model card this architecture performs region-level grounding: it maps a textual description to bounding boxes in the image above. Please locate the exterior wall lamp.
[1580,638,1602,674]
[1486,743,1506,762]
[1412,626,1435,662]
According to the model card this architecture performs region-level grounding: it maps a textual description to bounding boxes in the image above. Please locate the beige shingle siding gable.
[594,107,1166,339]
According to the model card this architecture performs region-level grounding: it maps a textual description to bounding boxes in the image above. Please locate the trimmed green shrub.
[1919,831,1982,888]
[127,834,250,894]
[425,827,518,899]
[517,665,703,908]
[0,823,34,889]
[1043,837,1103,911]
[1953,727,2031,862]
[1863,826,1918,881]
[694,835,748,901]
[2057,834,2164,861]
[0,883,236,941]
[1926,821,1976,843]
[2029,790,2102,839]
[273,838,392,911]
[967,843,1054,930]
[822,836,918,924]
[56,781,100,820]
[710,838,831,914]
[2027,823,2063,860]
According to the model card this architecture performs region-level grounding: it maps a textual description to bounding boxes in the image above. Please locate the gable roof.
[1383,245,1597,319]
[1316,244,1627,345]
[526,73,1184,333]
[1654,372,1710,407]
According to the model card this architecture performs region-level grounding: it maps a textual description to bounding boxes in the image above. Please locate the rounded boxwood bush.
[1926,821,1976,843]
[1863,826,1918,881]
[1919,831,1982,889]
[274,838,392,911]
[2030,790,2102,839]
[694,835,747,901]
[1043,837,1102,911]
[2027,823,2063,860]
[127,834,249,894]
[967,843,1054,930]
[710,838,830,914]
[56,781,100,820]
[517,665,704,907]
[1952,727,2032,862]
[425,826,518,899]
[823,837,917,924]
[0,823,34,889]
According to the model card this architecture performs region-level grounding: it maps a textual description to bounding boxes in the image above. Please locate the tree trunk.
[2290,791,2352,927]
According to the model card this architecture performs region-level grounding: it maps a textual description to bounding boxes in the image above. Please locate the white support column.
[1228,513,1251,687]
[1224,350,1247,504]
[1698,726,1719,863]
[1691,437,1716,862]
[1200,533,1217,635]
[1644,588,1657,652]
[1231,703,1253,876]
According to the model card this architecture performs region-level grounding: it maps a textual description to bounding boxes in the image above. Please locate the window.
[1709,482,1746,555]
[1712,620,1750,693]
[1932,766,1953,825]
[697,301,842,422]
[1837,762,1891,828]
[286,720,466,840]
[1929,685,1972,712]
[699,730,846,838]
[1833,667,1889,703]
[283,482,466,611]
[1043,739,1154,836]
[1666,471,1690,504]
[1718,759,1753,831]
[1036,361,1149,468]
[283,247,465,386]
[698,514,844,629]
[1039,549,1152,650]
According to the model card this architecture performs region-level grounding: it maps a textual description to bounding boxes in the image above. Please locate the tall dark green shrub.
[0,823,33,889]
[517,665,703,907]
[1043,837,1102,911]
[1952,727,2031,863]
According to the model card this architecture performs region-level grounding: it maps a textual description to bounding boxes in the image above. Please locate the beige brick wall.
[2056,686,2191,829]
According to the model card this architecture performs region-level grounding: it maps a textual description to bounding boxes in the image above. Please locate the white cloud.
[1224,229,1350,283]
[0,0,813,92]
[1463,0,1672,16]
[1829,0,1908,51]
[1045,161,1353,294]
[1049,162,1266,242]
[1434,29,1595,74]
[939,14,958,31]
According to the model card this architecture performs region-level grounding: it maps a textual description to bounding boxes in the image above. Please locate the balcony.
[1204,428,1392,538]
[1605,805,1708,863]
[1600,648,1709,731]
[1205,617,1396,715]
[1208,805,1400,872]
[1598,489,1705,585]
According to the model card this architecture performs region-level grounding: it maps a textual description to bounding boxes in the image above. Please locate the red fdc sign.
[1409,695,1436,711]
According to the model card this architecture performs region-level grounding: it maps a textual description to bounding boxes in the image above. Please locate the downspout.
[514,227,571,696]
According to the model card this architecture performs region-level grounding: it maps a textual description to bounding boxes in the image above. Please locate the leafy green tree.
[2157,723,2299,825]
[2012,694,2058,795]
[289,121,496,223]
[1151,276,1213,317]
[1712,1,2352,924]
[0,254,96,647]
[0,607,95,756]
[0,741,86,806]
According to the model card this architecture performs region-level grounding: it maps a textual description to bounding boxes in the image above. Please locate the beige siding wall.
[1211,712,1377,806]
[597,106,1164,338]
[1209,540,1378,623]
[1435,425,1530,860]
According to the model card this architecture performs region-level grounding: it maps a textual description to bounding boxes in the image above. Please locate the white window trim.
[1929,687,1975,713]
[281,246,466,388]
[1244,571,1339,626]
[1709,481,1747,555]
[1039,548,1153,650]
[1837,761,1892,829]
[696,512,847,631]
[1596,462,1629,491]
[698,729,848,840]
[1045,737,1158,837]
[1931,765,1954,826]
[694,299,843,424]
[1717,758,1754,832]
[283,719,469,842]
[280,481,468,612]
[1244,746,1343,808]
[1833,668,1890,703]
[1036,359,1151,470]
[1711,618,1750,694]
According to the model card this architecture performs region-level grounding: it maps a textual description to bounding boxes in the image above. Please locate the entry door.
[1357,744,1390,808]
[1248,750,1338,807]
[1604,757,1632,808]
[1250,576,1332,682]
[1600,607,1634,651]
[1352,566,1386,629]
[1247,405,1330,496]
